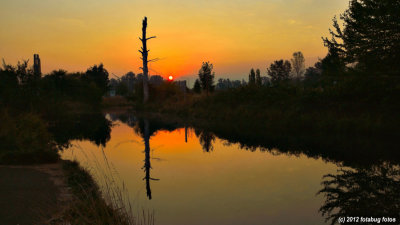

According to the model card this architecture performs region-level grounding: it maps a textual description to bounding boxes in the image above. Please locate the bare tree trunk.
[140,17,154,103]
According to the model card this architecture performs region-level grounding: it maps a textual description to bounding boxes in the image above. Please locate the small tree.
[255,69,262,86]
[193,79,201,94]
[248,68,256,85]
[84,64,109,95]
[267,60,292,84]
[198,62,215,95]
[291,51,305,79]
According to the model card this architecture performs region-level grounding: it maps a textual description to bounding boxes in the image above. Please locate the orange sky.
[0,0,349,81]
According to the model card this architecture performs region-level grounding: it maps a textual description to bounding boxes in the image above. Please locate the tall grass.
[61,145,154,225]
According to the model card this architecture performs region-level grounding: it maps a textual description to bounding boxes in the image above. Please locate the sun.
[168,75,174,81]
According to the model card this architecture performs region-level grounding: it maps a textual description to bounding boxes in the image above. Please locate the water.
[60,113,399,225]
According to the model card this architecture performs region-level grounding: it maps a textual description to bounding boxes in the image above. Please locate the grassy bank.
[61,160,147,225]
[0,110,147,224]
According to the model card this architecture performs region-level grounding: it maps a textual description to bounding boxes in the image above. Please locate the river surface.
[60,113,398,225]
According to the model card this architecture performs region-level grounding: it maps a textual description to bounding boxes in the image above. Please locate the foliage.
[193,79,202,93]
[267,60,292,84]
[215,78,242,90]
[323,0,400,75]
[255,69,262,86]
[248,68,256,85]
[83,64,110,95]
[150,81,183,102]
[291,51,305,78]
[141,73,400,167]
[0,110,58,164]
[116,82,129,96]
[198,62,215,94]
[0,61,114,164]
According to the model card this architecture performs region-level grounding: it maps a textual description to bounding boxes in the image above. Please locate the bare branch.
[148,58,159,63]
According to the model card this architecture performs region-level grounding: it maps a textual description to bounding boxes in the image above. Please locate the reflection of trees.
[318,162,400,225]
[49,112,112,148]
[195,129,216,152]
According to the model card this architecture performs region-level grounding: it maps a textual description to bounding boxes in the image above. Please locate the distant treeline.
[0,61,109,113]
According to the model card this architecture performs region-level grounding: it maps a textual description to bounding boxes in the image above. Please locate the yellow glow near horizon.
[0,0,349,80]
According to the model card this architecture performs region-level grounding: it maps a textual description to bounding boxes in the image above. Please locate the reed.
[61,146,154,225]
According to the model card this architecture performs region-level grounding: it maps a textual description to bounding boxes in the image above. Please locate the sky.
[0,0,349,82]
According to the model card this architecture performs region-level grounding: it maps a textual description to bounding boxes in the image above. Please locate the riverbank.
[61,160,140,225]
[0,159,143,225]
[0,162,70,225]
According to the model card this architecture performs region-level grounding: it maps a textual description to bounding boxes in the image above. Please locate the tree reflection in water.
[318,162,400,225]
[194,129,216,153]
[133,119,160,200]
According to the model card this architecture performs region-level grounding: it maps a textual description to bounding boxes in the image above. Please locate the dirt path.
[0,163,72,225]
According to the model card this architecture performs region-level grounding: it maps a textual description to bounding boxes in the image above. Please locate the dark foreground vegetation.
[0,60,109,164]
[61,160,150,225]
[0,61,142,223]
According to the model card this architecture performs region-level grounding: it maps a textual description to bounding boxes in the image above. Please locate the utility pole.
[139,17,156,103]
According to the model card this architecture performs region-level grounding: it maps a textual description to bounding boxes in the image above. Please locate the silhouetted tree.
[323,0,400,75]
[248,68,256,85]
[267,60,292,84]
[193,79,201,93]
[84,64,109,95]
[261,76,270,86]
[139,17,157,103]
[320,45,347,76]
[198,62,215,95]
[216,78,242,90]
[120,72,136,93]
[255,69,262,86]
[305,61,323,83]
[149,75,163,86]
[116,82,129,96]
[291,51,305,79]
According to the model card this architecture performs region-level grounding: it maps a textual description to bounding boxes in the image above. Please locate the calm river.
[61,113,398,225]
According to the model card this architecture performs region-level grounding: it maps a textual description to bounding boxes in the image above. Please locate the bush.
[0,110,59,164]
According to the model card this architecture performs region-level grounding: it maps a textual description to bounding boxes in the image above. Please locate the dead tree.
[139,17,157,103]
[142,119,159,200]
